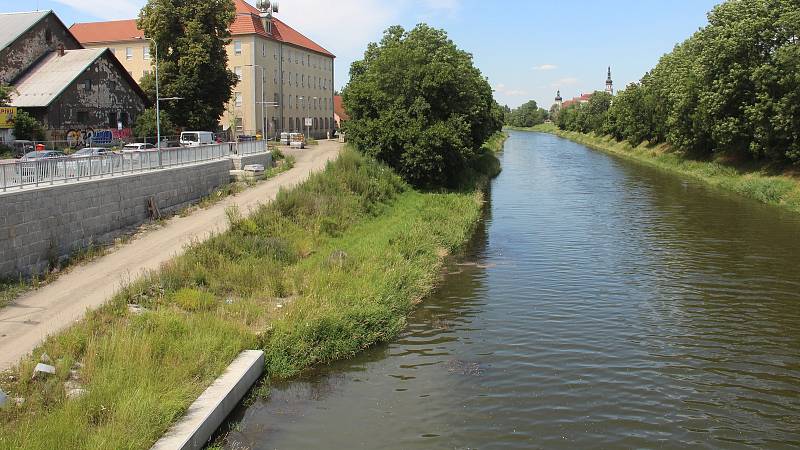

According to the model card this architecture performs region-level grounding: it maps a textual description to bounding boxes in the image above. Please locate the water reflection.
[225,131,800,449]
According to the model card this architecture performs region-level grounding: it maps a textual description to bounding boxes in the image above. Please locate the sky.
[1,0,722,109]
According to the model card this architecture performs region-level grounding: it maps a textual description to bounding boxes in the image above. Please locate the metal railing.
[235,140,267,156]
[0,142,261,192]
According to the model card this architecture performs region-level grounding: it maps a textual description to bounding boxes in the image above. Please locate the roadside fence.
[0,141,264,192]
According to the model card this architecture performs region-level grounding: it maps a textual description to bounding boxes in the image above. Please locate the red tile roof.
[334,95,349,121]
[69,0,334,57]
[69,19,143,44]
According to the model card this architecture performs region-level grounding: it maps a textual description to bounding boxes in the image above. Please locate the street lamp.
[245,64,266,139]
[134,35,166,167]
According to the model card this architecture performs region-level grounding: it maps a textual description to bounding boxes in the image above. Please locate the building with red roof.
[70,0,335,138]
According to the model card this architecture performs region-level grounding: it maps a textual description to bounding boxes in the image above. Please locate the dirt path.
[0,141,342,371]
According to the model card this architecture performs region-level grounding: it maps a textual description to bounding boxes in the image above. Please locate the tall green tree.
[138,0,237,130]
[343,24,502,188]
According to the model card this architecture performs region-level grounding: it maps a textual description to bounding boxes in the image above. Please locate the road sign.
[305,117,313,127]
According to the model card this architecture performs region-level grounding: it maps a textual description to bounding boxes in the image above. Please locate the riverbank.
[0,148,493,449]
[529,123,800,214]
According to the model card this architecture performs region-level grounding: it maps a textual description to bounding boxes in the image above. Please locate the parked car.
[289,133,305,149]
[20,150,66,161]
[71,147,115,158]
[15,151,67,183]
[122,143,156,152]
[180,131,214,147]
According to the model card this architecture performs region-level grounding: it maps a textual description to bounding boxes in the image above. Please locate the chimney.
[57,43,65,57]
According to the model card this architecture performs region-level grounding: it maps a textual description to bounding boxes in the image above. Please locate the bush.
[133,108,176,141]
[342,24,502,189]
[13,110,45,141]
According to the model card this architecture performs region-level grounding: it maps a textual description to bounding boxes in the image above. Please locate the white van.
[180,131,214,147]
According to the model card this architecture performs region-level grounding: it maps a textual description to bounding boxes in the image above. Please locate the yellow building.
[70,0,335,139]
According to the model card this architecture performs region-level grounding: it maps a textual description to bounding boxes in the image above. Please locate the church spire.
[605,66,614,95]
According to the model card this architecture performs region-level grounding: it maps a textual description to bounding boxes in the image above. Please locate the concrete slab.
[150,350,265,450]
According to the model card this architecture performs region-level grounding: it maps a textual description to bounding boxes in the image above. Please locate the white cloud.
[494,83,527,97]
[533,64,558,71]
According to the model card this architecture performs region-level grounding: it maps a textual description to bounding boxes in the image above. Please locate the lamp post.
[245,64,266,139]
[255,101,280,141]
[134,35,163,165]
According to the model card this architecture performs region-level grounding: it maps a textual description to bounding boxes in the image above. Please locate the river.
[222,131,800,449]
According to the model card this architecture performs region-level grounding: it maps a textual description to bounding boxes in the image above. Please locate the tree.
[13,110,45,141]
[0,84,13,106]
[506,100,548,127]
[138,0,238,130]
[133,108,177,140]
[342,24,502,188]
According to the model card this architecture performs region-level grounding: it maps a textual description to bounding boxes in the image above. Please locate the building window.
[83,79,92,91]
[302,74,305,87]
[274,69,278,84]
[143,46,150,60]
[126,47,133,60]
[234,66,242,82]
[108,112,117,128]
[76,111,89,124]
[45,29,52,44]
[288,117,293,130]
[234,92,242,107]
[274,92,279,104]
[235,117,243,132]
[262,43,266,57]
[120,112,129,128]
[274,48,278,60]
[234,40,242,55]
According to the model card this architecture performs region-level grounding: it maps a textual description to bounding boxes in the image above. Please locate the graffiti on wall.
[66,128,133,147]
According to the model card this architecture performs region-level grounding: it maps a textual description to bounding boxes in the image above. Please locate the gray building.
[0,11,147,145]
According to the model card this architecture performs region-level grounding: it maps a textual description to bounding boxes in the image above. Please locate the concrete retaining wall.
[0,158,237,278]
[230,152,272,171]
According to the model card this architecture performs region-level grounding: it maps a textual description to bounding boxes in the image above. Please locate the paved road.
[0,141,342,371]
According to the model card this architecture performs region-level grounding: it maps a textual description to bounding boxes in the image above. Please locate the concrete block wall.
[230,152,272,171]
[0,159,232,278]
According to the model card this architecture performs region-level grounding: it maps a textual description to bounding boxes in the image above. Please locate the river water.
[224,131,800,449]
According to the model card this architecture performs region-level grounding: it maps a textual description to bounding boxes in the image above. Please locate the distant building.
[0,11,147,145]
[605,66,614,95]
[333,95,349,130]
[553,67,614,112]
[70,0,336,139]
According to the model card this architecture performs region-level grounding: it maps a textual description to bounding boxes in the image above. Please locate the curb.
[151,350,265,450]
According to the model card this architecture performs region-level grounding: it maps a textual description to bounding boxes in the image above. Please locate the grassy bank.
[529,123,800,214]
[0,149,490,449]
[482,131,509,154]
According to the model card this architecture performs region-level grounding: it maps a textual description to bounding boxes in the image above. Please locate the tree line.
[504,101,549,128]
[555,0,800,165]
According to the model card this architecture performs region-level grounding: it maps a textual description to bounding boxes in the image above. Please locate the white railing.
[0,142,264,192]
[235,140,267,156]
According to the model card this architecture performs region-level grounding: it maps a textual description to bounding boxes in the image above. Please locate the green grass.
[0,149,488,449]
[482,131,509,154]
[529,123,800,214]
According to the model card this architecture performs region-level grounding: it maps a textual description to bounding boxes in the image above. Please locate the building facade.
[1,11,147,146]
[70,0,336,139]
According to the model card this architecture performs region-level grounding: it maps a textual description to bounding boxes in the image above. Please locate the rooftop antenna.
[256,0,279,34]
